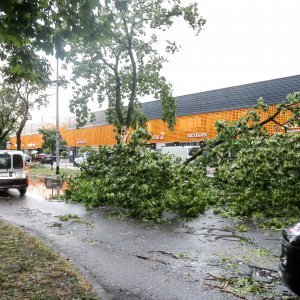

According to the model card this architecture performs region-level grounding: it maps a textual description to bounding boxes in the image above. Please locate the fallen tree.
[191,92,300,227]
[185,92,300,164]
[65,128,209,221]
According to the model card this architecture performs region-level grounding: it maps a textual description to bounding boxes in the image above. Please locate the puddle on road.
[28,175,67,200]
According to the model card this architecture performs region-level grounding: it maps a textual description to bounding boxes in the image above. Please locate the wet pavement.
[0,186,296,300]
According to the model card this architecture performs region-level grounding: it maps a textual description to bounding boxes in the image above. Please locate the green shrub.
[43,148,51,154]
[79,146,94,153]
[61,151,68,157]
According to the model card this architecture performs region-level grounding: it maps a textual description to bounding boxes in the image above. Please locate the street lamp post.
[55,57,60,175]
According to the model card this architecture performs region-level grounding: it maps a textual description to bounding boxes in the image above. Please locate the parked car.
[35,153,46,161]
[160,146,200,161]
[0,150,28,195]
[34,153,53,163]
[41,154,53,164]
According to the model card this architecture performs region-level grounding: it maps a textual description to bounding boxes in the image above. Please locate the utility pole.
[55,57,60,175]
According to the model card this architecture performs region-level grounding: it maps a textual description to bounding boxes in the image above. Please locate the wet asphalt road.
[0,189,292,300]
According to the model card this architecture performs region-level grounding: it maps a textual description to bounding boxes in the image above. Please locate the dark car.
[35,153,46,161]
[41,154,53,164]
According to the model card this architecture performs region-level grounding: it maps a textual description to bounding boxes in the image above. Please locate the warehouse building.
[9,74,300,154]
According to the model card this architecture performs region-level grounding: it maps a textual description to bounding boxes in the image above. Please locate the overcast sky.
[32,0,300,123]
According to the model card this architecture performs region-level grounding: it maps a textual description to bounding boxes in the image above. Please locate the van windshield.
[0,154,11,169]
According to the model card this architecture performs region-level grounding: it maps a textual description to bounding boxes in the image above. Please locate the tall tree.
[68,0,206,142]
[0,86,20,147]
[0,82,49,150]
[39,128,66,170]
[39,128,67,154]
[14,82,49,150]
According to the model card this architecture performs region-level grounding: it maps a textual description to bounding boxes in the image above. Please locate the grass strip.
[28,166,79,177]
[0,219,96,299]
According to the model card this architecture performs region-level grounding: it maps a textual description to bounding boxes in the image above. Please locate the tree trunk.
[16,118,28,150]
[0,129,10,148]
[120,126,130,144]
[125,28,137,128]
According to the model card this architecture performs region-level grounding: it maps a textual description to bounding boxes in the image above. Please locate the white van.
[160,146,200,161]
[0,150,28,195]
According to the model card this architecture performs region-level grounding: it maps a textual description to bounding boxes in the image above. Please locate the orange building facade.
[9,74,300,153]
[9,105,290,151]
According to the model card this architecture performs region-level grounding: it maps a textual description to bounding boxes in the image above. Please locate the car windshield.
[0,153,11,169]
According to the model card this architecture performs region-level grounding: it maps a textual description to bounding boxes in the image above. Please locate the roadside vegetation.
[0,219,96,299]
[65,92,300,228]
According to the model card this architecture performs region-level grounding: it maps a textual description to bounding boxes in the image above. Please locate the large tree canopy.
[0,0,104,83]
[0,0,112,148]
[0,86,20,143]
[0,81,49,149]
[68,0,206,141]
[14,81,49,150]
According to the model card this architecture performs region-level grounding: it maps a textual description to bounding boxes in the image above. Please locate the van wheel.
[19,187,27,196]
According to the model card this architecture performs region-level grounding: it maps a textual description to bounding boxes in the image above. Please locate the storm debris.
[136,255,168,265]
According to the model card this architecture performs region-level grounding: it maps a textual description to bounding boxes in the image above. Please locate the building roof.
[142,74,300,119]
[65,74,300,129]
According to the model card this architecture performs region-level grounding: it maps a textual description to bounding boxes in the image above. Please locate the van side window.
[13,154,23,169]
[0,154,11,169]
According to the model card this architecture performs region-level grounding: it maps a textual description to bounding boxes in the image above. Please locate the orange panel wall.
[9,105,293,150]
[10,134,43,150]
[59,124,116,147]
